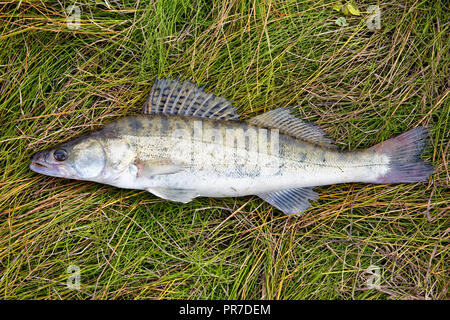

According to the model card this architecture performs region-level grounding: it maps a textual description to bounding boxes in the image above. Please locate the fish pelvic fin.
[147,187,198,203]
[258,187,319,216]
[369,127,434,184]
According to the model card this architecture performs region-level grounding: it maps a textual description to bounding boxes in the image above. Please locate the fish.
[29,79,434,215]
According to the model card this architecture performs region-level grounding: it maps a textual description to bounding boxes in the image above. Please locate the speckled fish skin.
[30,79,433,215]
[92,115,383,192]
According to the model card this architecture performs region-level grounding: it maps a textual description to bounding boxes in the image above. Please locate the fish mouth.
[30,160,50,173]
[32,161,48,169]
[29,160,63,177]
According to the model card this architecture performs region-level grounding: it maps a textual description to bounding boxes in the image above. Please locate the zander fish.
[30,79,433,215]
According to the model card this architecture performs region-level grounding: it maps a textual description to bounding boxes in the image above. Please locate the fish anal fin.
[258,187,319,216]
[143,79,241,120]
[147,187,198,203]
[247,108,336,148]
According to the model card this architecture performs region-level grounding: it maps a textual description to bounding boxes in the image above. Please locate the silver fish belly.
[30,79,433,215]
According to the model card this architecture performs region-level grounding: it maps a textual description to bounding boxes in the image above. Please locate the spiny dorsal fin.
[143,79,241,120]
[258,187,318,216]
[247,108,336,148]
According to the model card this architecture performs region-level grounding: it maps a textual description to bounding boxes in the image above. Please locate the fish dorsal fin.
[143,79,241,120]
[258,187,318,216]
[247,108,336,148]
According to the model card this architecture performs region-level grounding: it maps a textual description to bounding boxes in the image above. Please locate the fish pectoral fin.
[257,187,319,216]
[135,159,187,177]
[147,187,198,203]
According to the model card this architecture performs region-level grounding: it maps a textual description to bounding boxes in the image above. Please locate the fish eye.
[53,149,67,161]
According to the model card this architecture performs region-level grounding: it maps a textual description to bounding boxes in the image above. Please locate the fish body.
[30,79,433,215]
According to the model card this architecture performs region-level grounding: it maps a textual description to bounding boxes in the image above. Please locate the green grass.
[0,0,448,299]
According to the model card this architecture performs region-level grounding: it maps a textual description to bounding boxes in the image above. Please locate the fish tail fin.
[369,127,434,184]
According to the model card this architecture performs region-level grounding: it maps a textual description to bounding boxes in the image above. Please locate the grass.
[0,0,448,299]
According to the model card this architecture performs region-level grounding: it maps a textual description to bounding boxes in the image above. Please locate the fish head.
[30,135,107,181]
